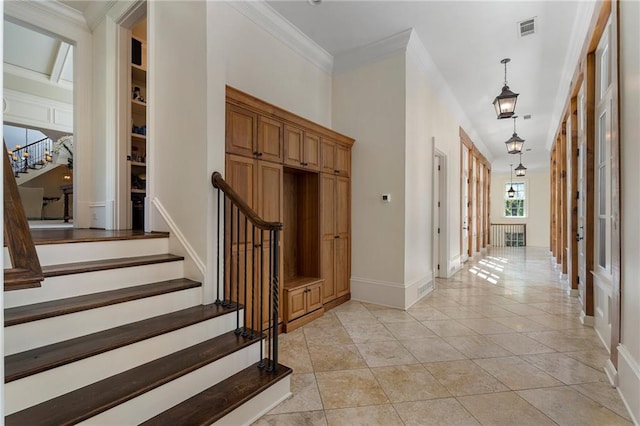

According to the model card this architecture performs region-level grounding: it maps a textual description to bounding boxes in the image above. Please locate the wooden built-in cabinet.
[320,174,350,304]
[225,86,354,332]
[284,125,320,171]
[284,277,324,324]
[320,138,350,177]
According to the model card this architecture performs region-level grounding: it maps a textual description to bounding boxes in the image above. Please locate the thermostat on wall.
[382,194,391,203]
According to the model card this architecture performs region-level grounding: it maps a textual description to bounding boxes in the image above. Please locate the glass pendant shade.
[505,133,525,154]
[493,58,519,119]
[515,162,527,177]
[493,85,519,119]
[508,163,515,198]
[507,186,516,198]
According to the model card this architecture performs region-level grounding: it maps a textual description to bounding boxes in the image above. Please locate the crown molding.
[333,29,412,75]
[226,0,333,74]
[83,0,118,31]
[4,0,89,37]
[406,30,492,162]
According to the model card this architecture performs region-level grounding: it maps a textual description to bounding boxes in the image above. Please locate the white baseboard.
[604,358,618,386]
[580,311,594,326]
[617,344,640,425]
[405,274,433,309]
[568,288,579,297]
[151,198,205,284]
[89,202,107,229]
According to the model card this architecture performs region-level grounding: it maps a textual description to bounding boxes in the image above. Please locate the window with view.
[505,182,525,217]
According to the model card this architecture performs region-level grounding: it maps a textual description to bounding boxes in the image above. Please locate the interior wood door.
[257,115,283,163]
[226,104,256,158]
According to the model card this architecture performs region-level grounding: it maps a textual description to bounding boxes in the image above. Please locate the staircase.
[3,231,292,425]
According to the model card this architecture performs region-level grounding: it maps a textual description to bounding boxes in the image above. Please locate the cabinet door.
[225,155,256,244]
[321,238,336,303]
[320,138,336,174]
[258,116,283,163]
[303,132,320,171]
[335,143,350,176]
[256,161,283,224]
[226,104,256,158]
[320,173,336,238]
[335,237,350,297]
[286,287,306,321]
[307,282,324,312]
[336,176,350,239]
[284,125,303,167]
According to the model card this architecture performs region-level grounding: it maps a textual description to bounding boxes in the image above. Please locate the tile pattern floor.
[253,247,633,425]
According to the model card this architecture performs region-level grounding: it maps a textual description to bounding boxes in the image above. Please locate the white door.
[461,145,469,262]
[434,155,441,277]
[577,84,587,304]
[471,156,477,256]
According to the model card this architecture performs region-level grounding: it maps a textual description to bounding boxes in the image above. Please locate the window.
[504,182,525,217]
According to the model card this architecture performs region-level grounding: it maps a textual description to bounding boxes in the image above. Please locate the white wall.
[618,0,640,422]
[490,170,550,247]
[332,53,407,308]
[149,1,208,268]
[204,2,334,302]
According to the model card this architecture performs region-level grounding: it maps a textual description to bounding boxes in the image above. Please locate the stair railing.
[7,137,54,177]
[490,223,527,247]
[211,171,282,372]
[3,142,44,290]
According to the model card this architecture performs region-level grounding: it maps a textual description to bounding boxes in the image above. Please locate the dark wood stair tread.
[5,331,258,426]
[42,253,184,278]
[5,303,237,383]
[141,361,292,426]
[30,229,169,245]
[5,278,198,327]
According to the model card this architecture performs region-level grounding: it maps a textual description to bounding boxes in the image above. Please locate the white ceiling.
[267,0,594,173]
[3,20,74,86]
[5,1,592,173]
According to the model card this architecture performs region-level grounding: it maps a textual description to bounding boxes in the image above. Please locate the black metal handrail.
[211,171,282,372]
[7,137,53,177]
[491,223,527,247]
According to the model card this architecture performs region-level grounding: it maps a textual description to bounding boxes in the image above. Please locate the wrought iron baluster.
[258,231,265,368]
[243,216,248,336]
[251,225,256,339]
[235,207,241,334]
[271,229,279,371]
[215,189,222,305]
[228,203,234,309]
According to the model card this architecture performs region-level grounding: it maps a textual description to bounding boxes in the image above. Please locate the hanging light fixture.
[505,116,525,154]
[508,164,516,198]
[493,58,519,119]
[515,152,527,177]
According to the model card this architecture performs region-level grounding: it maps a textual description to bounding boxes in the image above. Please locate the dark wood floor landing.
[29,229,169,245]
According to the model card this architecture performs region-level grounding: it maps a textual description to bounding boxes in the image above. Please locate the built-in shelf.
[131,161,146,167]
[131,188,146,194]
[131,133,146,140]
[131,64,146,81]
[132,100,146,116]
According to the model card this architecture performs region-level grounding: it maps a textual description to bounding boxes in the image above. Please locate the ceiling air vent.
[523,114,532,120]
[519,18,536,37]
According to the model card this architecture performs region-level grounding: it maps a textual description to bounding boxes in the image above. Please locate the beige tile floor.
[253,247,633,425]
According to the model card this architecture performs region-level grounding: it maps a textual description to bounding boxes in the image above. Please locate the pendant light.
[505,116,525,154]
[493,58,519,119]
[515,152,527,177]
[507,164,516,198]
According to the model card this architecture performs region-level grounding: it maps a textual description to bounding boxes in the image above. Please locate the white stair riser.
[4,261,184,308]
[77,343,262,425]
[37,238,170,265]
[5,287,202,355]
[216,376,291,426]
[5,312,243,415]
[3,238,169,268]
